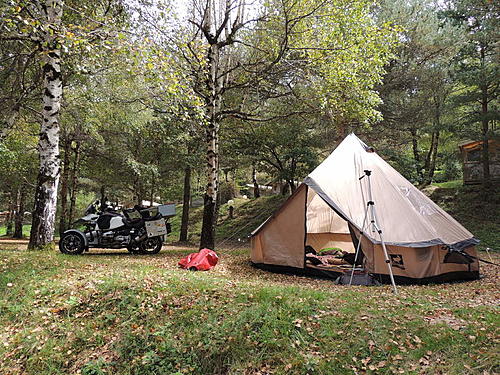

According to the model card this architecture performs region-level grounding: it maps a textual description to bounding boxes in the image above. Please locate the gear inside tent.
[250,134,480,284]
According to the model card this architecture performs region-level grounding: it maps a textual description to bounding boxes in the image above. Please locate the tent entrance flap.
[305,186,354,253]
[304,186,360,273]
[251,184,307,268]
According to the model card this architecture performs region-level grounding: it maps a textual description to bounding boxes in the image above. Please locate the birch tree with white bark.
[0,0,65,248]
[28,0,64,248]
[1,0,127,247]
[185,0,398,249]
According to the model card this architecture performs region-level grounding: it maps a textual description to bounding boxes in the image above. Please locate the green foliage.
[374,0,467,184]
[0,225,31,238]
[1,0,498,247]
[218,180,238,205]
[444,0,499,139]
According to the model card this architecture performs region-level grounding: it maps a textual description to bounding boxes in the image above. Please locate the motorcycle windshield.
[84,203,97,215]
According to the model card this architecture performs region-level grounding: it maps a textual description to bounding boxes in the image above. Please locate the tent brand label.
[390,254,405,269]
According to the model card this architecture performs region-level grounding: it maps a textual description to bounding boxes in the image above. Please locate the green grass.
[215,195,287,242]
[1,182,498,374]
[0,249,498,375]
[431,179,462,189]
[0,224,31,238]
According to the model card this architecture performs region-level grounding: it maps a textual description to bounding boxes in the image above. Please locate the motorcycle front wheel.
[59,232,86,255]
[141,237,163,254]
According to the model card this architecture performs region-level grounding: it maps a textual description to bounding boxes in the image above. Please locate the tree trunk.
[59,139,70,235]
[136,185,143,206]
[28,0,63,249]
[200,192,217,249]
[200,121,219,249]
[409,127,423,182]
[481,100,490,188]
[179,166,191,242]
[252,165,260,198]
[13,185,26,238]
[422,131,440,186]
[427,131,439,182]
[479,44,490,189]
[5,197,14,236]
[99,185,106,211]
[280,182,289,196]
[200,41,220,250]
[288,180,296,194]
[149,178,155,207]
[68,142,81,225]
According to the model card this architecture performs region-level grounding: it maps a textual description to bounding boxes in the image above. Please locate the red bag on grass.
[178,248,219,271]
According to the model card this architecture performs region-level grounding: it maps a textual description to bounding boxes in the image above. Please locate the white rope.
[216,201,275,249]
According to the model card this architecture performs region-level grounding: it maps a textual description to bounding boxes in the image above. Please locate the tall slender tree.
[28,0,64,248]
[171,0,396,249]
[376,0,465,184]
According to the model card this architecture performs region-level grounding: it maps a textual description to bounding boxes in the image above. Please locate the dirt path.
[0,237,199,252]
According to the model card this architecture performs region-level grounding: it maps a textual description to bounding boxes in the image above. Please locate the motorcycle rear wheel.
[141,237,163,254]
[59,232,86,255]
[127,243,143,255]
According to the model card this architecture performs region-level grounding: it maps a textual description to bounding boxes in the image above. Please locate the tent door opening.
[304,187,363,274]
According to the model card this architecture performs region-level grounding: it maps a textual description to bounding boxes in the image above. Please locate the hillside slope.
[425,183,499,251]
[168,194,288,246]
[169,184,499,251]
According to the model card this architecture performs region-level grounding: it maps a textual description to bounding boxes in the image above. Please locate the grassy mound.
[168,183,500,251]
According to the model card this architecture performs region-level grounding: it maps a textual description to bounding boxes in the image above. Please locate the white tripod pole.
[349,170,398,295]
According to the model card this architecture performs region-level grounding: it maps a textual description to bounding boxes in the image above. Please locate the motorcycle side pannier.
[145,219,168,237]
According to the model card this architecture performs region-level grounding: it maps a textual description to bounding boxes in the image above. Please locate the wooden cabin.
[459,139,500,185]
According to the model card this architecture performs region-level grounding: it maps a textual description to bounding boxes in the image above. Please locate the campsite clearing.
[0,246,498,375]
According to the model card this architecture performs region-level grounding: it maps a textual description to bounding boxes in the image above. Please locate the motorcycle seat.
[143,213,162,222]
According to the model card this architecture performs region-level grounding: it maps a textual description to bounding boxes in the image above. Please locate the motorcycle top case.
[157,204,175,218]
[145,219,168,237]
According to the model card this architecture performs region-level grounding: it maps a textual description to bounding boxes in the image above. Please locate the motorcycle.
[59,200,175,255]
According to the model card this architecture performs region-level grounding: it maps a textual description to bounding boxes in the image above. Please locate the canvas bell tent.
[251,134,480,283]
